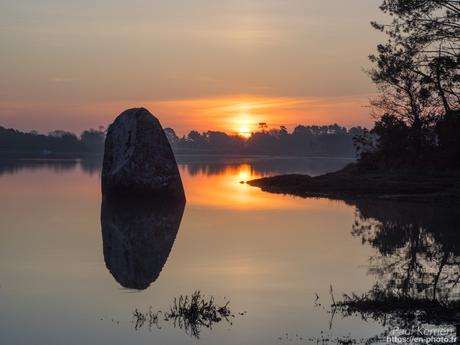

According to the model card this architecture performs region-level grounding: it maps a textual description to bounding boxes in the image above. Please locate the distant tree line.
[0,126,106,155]
[355,0,460,170]
[165,124,364,156]
[0,123,365,157]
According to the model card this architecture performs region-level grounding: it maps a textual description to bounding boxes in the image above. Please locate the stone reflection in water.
[100,197,185,290]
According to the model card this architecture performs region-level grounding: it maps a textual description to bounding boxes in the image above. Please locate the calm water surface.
[0,156,457,344]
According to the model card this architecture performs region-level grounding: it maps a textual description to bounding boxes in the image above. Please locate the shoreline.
[247,164,460,203]
[0,151,356,160]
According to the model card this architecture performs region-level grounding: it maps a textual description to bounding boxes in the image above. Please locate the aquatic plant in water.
[132,291,239,339]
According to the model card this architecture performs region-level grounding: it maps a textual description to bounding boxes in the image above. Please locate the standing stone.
[102,108,185,199]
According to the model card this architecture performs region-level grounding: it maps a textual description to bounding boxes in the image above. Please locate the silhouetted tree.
[358,0,460,169]
[0,124,364,157]
[81,128,106,153]
[186,130,208,149]
[206,131,245,152]
[369,41,438,160]
[258,122,268,132]
[374,0,460,112]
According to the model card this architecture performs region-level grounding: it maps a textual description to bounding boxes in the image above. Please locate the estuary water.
[0,156,458,345]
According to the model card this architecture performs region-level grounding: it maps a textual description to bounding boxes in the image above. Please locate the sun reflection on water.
[178,163,343,211]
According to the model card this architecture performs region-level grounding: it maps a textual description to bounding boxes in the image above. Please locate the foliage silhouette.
[0,124,364,157]
[357,0,460,169]
[132,291,237,339]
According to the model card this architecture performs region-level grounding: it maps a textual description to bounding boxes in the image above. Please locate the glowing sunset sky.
[0,0,384,135]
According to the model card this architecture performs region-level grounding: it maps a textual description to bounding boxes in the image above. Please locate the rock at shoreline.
[102,108,185,199]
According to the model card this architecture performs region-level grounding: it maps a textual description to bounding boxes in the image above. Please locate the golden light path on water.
[179,163,347,211]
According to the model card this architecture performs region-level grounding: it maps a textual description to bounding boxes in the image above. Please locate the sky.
[0,0,385,136]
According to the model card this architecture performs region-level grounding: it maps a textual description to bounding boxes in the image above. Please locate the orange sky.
[0,94,374,136]
[0,0,383,135]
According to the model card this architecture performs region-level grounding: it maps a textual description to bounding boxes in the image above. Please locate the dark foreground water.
[0,156,458,345]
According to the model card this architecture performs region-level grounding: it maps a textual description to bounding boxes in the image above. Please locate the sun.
[238,127,252,138]
[235,115,253,138]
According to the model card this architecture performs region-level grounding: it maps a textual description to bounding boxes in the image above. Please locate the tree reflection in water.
[334,200,460,341]
[351,200,460,302]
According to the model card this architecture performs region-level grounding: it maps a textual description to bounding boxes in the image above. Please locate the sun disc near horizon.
[238,127,252,138]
